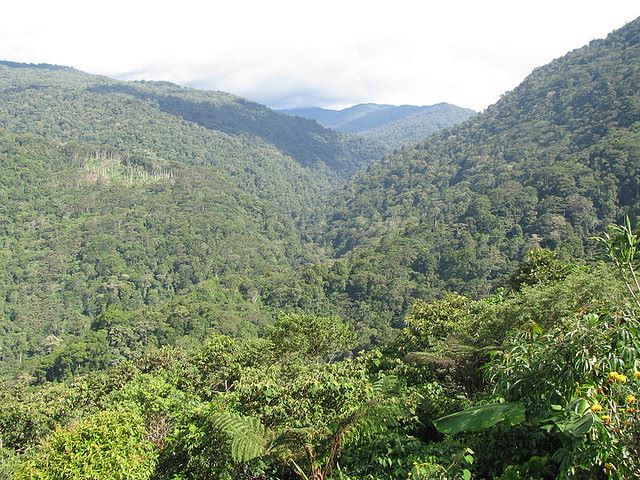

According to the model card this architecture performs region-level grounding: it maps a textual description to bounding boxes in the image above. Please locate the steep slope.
[0,63,386,375]
[0,62,384,201]
[282,102,475,148]
[86,82,385,177]
[359,103,477,149]
[302,16,640,333]
[0,130,316,376]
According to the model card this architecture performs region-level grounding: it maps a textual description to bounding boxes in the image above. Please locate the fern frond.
[211,412,268,463]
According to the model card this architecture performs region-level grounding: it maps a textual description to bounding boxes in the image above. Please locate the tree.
[265,313,356,363]
[14,410,156,480]
[215,366,403,480]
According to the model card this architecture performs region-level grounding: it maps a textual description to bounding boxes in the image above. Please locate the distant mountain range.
[281,102,476,149]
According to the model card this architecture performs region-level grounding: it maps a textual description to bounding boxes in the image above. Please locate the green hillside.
[0,63,386,378]
[86,82,385,177]
[0,62,384,201]
[0,130,314,376]
[2,16,640,480]
[282,102,475,148]
[359,103,477,149]
[296,17,640,334]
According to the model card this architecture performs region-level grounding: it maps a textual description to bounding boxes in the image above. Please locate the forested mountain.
[296,16,640,333]
[0,61,384,186]
[0,129,308,375]
[281,103,390,130]
[3,16,640,480]
[282,102,475,148]
[2,17,640,373]
[0,62,387,378]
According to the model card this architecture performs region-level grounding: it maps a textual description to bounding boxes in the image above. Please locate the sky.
[1,1,639,111]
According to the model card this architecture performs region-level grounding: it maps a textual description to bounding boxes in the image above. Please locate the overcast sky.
[1,1,639,111]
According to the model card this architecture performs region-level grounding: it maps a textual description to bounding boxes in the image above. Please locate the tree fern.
[211,412,269,463]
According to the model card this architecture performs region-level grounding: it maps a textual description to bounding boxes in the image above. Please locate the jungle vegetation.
[1,15,640,480]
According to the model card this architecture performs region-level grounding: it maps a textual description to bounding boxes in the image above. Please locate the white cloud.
[1,0,639,110]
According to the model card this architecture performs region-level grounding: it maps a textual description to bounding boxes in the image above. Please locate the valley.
[1,15,640,480]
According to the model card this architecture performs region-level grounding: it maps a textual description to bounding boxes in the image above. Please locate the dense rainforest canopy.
[1,15,640,480]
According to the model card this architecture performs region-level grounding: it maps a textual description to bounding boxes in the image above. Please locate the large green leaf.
[556,413,594,437]
[434,402,525,435]
[211,413,269,463]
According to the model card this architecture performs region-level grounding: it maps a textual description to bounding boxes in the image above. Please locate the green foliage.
[265,312,356,362]
[507,248,572,292]
[211,413,269,464]
[595,215,640,307]
[0,447,18,480]
[0,380,91,454]
[104,373,195,422]
[35,331,116,382]
[497,455,551,480]
[14,410,156,480]
[336,429,435,480]
[152,402,239,480]
[479,220,640,478]
[400,293,474,352]
[485,311,640,477]
[186,335,244,398]
[434,403,526,435]
[408,446,476,480]
[487,312,638,415]
[1,240,637,479]
[470,264,626,345]
[224,352,408,478]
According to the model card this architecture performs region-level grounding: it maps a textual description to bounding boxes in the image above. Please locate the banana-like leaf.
[434,402,525,435]
[555,413,594,437]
